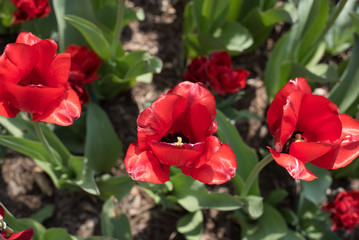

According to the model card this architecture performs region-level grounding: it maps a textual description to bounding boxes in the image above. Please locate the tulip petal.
[183,137,237,184]
[0,100,20,118]
[269,147,317,181]
[268,90,304,151]
[297,94,341,142]
[137,94,186,148]
[311,114,359,169]
[149,141,204,166]
[168,81,216,118]
[16,32,42,45]
[289,141,332,163]
[46,53,71,88]
[33,88,81,126]
[0,82,65,114]
[7,228,33,240]
[0,43,37,83]
[125,142,170,184]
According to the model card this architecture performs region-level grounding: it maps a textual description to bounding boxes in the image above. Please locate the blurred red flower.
[65,45,102,105]
[267,77,359,180]
[0,205,33,240]
[124,81,237,184]
[183,56,207,84]
[11,0,50,24]
[0,32,81,126]
[183,51,249,95]
[322,190,359,231]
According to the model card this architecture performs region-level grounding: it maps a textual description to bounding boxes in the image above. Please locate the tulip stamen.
[294,133,304,143]
[175,137,184,148]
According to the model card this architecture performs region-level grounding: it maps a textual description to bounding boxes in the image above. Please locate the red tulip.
[65,45,102,85]
[183,56,207,84]
[0,205,33,240]
[267,77,359,180]
[0,32,81,126]
[11,0,50,24]
[322,190,359,231]
[125,81,237,184]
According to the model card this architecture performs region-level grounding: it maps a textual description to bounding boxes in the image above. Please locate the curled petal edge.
[268,147,317,181]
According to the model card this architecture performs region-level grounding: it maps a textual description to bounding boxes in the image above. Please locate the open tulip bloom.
[0,32,81,126]
[267,77,359,180]
[125,81,237,184]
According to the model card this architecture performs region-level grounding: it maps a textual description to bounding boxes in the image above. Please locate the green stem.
[111,0,126,60]
[33,122,60,166]
[240,154,273,197]
[302,0,348,63]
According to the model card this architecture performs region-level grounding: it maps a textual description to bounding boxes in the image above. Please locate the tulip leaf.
[239,195,264,220]
[96,174,135,201]
[215,109,259,196]
[170,174,241,212]
[279,230,306,240]
[101,198,133,240]
[1,203,46,239]
[192,0,231,33]
[92,73,131,99]
[40,228,73,240]
[30,204,54,223]
[301,165,332,205]
[64,14,111,60]
[176,210,203,240]
[329,35,359,114]
[85,103,122,173]
[239,203,288,240]
[52,0,96,51]
[264,189,288,207]
[241,7,292,50]
[217,20,253,53]
[350,12,359,36]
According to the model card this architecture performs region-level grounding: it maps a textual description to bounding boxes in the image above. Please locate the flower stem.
[111,0,126,60]
[33,122,60,166]
[240,154,273,197]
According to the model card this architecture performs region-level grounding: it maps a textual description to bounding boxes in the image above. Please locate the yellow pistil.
[294,133,304,142]
[175,136,184,147]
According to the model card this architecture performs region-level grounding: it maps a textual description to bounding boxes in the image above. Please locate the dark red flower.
[322,190,359,231]
[67,82,89,106]
[183,56,207,84]
[267,77,359,180]
[65,45,102,85]
[0,32,81,126]
[0,205,33,240]
[11,0,50,24]
[124,81,237,184]
[206,51,249,96]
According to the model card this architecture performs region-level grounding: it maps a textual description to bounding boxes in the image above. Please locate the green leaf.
[40,228,73,240]
[177,211,203,240]
[192,0,231,33]
[215,109,259,195]
[66,155,99,195]
[64,14,111,60]
[123,56,162,81]
[171,174,241,212]
[1,203,46,239]
[350,12,359,36]
[241,203,288,240]
[279,230,306,240]
[329,35,359,113]
[216,20,253,53]
[52,0,96,52]
[96,174,135,200]
[85,103,122,173]
[30,204,54,223]
[240,195,264,219]
[101,198,133,240]
[281,62,339,84]
[301,165,332,205]
[92,73,129,99]
[265,189,288,207]
[241,7,292,50]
